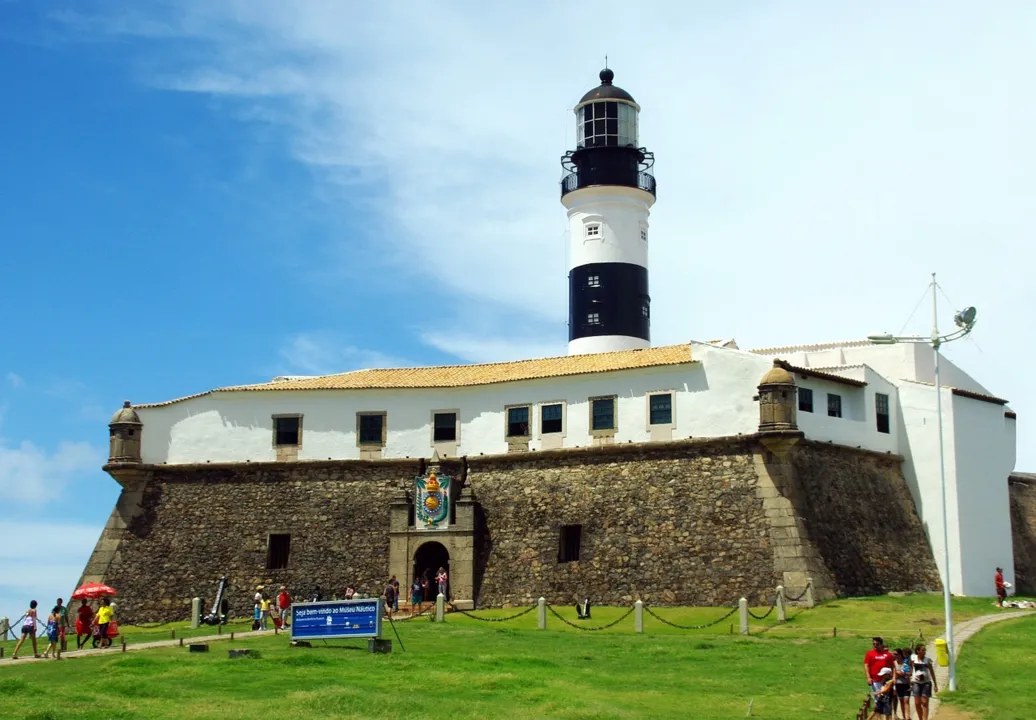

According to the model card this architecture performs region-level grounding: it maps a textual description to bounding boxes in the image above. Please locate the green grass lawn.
[0,595,1019,720]
[940,613,1036,720]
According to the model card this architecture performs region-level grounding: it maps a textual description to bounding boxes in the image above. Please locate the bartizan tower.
[562,68,656,355]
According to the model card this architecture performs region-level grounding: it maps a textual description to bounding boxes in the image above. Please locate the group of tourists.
[865,636,938,720]
[9,597,115,660]
[382,567,448,618]
[252,585,293,630]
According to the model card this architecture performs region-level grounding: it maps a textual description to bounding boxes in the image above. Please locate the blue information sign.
[290,598,382,641]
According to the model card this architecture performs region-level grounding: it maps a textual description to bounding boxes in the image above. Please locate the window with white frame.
[587,275,600,287]
[640,228,648,242]
[587,312,600,325]
[584,223,601,238]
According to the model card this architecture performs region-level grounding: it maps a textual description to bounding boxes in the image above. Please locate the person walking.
[909,643,938,720]
[864,637,895,695]
[411,578,423,616]
[383,580,396,619]
[55,598,69,653]
[75,599,94,650]
[867,667,895,719]
[11,600,40,659]
[892,648,912,720]
[41,606,62,660]
[95,598,114,649]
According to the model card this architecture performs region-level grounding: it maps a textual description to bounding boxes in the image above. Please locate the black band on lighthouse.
[569,263,650,343]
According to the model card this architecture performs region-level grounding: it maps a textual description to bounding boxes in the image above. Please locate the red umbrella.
[71,582,117,600]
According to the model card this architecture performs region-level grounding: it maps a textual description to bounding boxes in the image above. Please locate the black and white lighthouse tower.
[562,68,656,355]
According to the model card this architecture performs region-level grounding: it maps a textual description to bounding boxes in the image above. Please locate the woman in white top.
[909,643,939,720]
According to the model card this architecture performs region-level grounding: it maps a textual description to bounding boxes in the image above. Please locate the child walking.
[41,606,62,660]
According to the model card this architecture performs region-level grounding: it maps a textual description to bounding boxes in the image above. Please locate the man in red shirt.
[995,567,1007,608]
[864,637,895,692]
[277,586,292,628]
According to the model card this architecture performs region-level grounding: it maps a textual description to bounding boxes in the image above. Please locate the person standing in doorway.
[435,567,448,600]
[995,567,1007,608]
[389,575,400,614]
[411,578,423,616]
[421,571,431,602]
[11,600,40,659]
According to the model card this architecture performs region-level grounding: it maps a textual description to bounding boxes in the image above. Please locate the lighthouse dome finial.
[599,68,614,84]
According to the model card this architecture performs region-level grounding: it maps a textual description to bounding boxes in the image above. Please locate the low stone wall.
[789,442,942,596]
[467,438,778,607]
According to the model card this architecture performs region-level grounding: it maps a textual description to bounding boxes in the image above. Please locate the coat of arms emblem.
[415,469,451,530]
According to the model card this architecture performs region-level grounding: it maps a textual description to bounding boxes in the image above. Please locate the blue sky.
[1,1,1033,622]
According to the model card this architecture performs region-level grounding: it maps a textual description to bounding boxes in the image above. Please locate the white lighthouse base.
[569,336,649,356]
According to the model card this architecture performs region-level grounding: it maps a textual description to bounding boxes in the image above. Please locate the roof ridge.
[750,339,873,354]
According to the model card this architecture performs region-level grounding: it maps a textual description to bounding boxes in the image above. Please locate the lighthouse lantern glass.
[576,101,638,148]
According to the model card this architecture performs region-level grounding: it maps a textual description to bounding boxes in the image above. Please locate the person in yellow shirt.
[260,596,271,630]
[95,598,114,648]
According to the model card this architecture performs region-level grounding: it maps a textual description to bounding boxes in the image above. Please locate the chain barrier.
[747,599,777,621]
[2,614,28,640]
[447,603,537,623]
[784,583,812,602]
[545,604,635,631]
[642,604,738,630]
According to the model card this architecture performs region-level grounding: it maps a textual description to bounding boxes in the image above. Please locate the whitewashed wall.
[564,187,652,269]
[794,368,899,455]
[951,393,1016,596]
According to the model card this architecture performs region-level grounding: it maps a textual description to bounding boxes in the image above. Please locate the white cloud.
[421,332,566,365]
[0,441,104,505]
[0,521,102,625]
[278,332,410,376]
[54,2,1036,467]
[5,372,23,389]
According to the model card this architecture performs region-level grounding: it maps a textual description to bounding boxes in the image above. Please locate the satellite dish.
[954,306,977,328]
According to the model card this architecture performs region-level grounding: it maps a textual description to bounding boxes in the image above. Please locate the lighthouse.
[562,68,656,355]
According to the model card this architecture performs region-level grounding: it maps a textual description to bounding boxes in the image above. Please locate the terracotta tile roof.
[135,344,694,408]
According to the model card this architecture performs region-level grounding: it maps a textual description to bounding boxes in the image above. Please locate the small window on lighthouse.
[587,275,600,287]
[587,312,600,325]
[640,228,648,242]
[585,223,601,238]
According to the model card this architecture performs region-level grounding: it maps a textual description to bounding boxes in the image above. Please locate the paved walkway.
[929,609,1033,718]
[0,627,270,665]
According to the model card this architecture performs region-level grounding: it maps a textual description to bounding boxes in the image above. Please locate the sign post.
[290,598,386,652]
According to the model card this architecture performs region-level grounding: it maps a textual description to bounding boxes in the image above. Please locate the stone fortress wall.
[85,434,941,623]
[1009,473,1036,594]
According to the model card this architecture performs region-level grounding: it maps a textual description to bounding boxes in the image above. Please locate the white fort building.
[112,69,1017,599]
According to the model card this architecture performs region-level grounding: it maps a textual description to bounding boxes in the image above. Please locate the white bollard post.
[191,598,201,629]
[436,593,445,622]
[805,577,815,609]
[537,598,546,630]
[776,586,786,623]
[739,597,749,636]
[634,600,644,634]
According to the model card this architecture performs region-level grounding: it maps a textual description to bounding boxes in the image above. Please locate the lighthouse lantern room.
[562,68,656,356]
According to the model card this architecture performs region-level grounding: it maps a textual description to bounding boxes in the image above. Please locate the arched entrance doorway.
[414,541,450,602]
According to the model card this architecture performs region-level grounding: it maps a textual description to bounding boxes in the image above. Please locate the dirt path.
[0,627,270,665]
[928,609,1033,719]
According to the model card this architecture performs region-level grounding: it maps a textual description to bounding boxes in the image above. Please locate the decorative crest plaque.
[415,467,451,530]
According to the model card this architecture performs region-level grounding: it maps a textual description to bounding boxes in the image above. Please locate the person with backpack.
[11,600,40,659]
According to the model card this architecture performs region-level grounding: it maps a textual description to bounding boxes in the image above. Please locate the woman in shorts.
[892,648,911,719]
[11,600,40,659]
[910,643,938,720]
